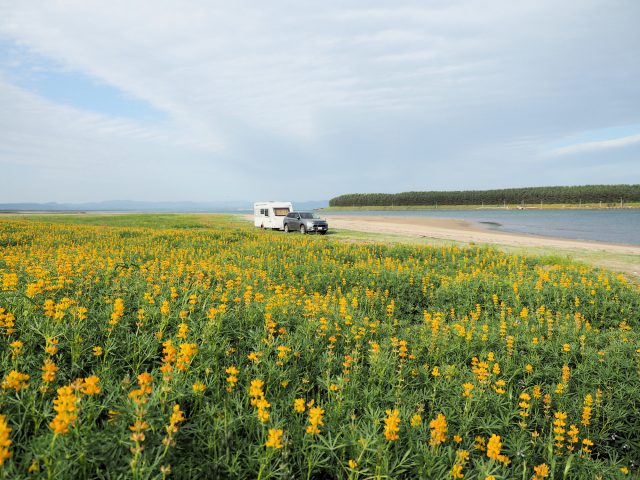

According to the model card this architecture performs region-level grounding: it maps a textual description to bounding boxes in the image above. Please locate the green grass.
[0,213,241,229]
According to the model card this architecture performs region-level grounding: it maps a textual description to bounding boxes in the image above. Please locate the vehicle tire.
[260,224,264,229]
[300,224,306,234]
[319,231,327,235]
[284,224,289,233]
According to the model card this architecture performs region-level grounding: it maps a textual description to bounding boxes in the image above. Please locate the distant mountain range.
[0,200,329,213]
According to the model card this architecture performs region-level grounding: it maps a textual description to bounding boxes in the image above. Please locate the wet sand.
[322,214,640,255]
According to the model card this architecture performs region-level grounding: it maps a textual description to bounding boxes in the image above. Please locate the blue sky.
[0,0,639,203]
[0,42,164,122]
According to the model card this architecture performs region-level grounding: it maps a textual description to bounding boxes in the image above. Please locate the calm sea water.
[324,209,640,245]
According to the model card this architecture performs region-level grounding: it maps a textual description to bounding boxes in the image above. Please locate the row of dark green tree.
[329,184,640,207]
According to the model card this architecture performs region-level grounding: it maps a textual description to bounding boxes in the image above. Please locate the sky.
[0,0,639,203]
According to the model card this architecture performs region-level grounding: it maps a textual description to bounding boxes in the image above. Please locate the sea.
[324,209,640,246]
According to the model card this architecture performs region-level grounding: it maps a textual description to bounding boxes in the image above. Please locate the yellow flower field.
[0,215,638,479]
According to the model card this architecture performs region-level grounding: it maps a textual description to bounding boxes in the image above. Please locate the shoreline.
[322,214,640,255]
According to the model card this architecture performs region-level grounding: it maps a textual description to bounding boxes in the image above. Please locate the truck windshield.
[299,213,319,219]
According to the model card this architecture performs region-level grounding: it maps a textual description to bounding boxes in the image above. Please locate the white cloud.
[544,134,640,157]
[0,79,222,169]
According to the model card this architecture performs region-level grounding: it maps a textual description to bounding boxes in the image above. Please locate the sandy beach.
[322,214,640,255]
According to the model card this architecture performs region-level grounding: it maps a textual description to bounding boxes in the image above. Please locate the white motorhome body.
[254,201,293,230]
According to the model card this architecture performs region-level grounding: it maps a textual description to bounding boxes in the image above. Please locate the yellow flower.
[249,379,265,398]
[492,379,506,394]
[532,463,549,479]
[49,385,78,435]
[93,346,103,356]
[249,379,270,423]
[44,337,60,356]
[27,459,39,473]
[306,406,325,435]
[176,343,197,372]
[581,394,593,426]
[450,464,464,478]
[177,322,188,339]
[41,358,59,383]
[348,459,358,469]
[293,398,306,413]
[581,438,593,455]
[166,404,185,434]
[129,420,150,433]
[0,414,12,467]
[82,376,101,395]
[410,414,422,427]
[257,405,271,423]
[192,382,205,393]
[2,371,30,392]
[138,372,153,386]
[225,366,239,392]
[247,352,261,363]
[265,428,284,449]
[486,434,502,460]
[9,341,23,360]
[553,411,567,452]
[456,449,470,463]
[462,382,474,398]
[429,413,447,446]
[383,409,400,441]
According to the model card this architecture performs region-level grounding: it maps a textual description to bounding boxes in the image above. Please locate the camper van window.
[273,208,290,216]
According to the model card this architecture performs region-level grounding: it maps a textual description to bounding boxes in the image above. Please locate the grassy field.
[0,214,638,479]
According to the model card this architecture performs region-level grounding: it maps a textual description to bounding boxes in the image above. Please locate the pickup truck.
[283,211,329,234]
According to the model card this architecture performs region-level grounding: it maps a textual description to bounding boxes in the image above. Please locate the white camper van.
[254,201,293,230]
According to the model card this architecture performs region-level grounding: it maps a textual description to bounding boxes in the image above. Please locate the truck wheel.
[284,224,289,233]
[300,224,306,234]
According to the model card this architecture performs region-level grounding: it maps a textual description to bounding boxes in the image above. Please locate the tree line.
[329,184,640,207]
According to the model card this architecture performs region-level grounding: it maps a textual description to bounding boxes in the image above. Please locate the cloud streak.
[544,134,640,157]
